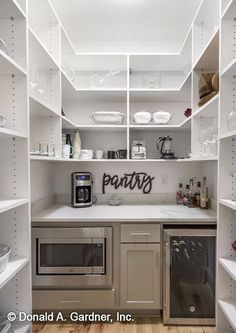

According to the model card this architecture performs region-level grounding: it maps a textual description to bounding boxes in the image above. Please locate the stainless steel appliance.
[32,227,112,288]
[163,226,216,325]
[156,136,176,159]
[71,172,93,207]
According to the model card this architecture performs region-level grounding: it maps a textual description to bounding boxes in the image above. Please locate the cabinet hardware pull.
[130,232,150,236]
[61,300,81,303]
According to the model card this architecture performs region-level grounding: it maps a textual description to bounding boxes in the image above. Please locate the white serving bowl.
[133,111,152,124]
[153,111,171,124]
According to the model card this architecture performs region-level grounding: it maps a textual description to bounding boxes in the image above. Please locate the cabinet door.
[120,243,160,309]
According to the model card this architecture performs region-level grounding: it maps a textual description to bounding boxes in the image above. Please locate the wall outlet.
[160,175,168,186]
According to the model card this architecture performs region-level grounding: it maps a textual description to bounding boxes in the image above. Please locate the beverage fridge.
[163,226,216,325]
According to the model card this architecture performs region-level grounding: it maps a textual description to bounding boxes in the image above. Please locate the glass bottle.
[187,179,195,208]
[66,134,73,159]
[200,176,209,209]
[183,185,190,206]
[194,181,201,207]
[176,183,184,204]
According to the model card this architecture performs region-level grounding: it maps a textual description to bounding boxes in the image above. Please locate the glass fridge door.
[164,228,216,325]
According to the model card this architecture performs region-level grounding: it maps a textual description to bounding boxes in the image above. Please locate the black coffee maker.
[156,136,176,159]
[71,172,93,207]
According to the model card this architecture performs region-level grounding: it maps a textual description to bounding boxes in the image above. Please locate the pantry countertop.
[31,204,217,223]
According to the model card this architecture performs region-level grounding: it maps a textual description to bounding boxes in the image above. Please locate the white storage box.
[91,111,125,124]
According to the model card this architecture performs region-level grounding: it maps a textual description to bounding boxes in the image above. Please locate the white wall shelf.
[221,130,236,140]
[0,258,28,290]
[221,58,236,77]
[30,95,60,118]
[218,300,236,331]
[219,258,236,281]
[28,27,59,70]
[61,115,77,129]
[221,0,236,19]
[0,0,26,19]
[0,128,27,139]
[193,94,219,118]
[0,199,28,214]
[0,50,26,76]
[193,29,219,70]
[220,199,236,210]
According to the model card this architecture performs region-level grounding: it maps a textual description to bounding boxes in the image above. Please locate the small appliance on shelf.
[71,172,93,207]
[131,141,146,159]
[156,136,176,159]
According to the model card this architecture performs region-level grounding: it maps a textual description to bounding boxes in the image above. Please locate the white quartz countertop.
[31,204,217,223]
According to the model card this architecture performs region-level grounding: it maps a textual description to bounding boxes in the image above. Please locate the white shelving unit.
[0,0,31,328]
[217,1,236,331]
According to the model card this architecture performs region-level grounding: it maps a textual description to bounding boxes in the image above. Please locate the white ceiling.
[50,0,201,53]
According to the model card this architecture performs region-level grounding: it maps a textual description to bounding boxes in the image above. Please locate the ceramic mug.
[116,149,127,159]
[62,144,73,159]
[107,150,116,159]
[80,149,93,160]
[94,150,104,159]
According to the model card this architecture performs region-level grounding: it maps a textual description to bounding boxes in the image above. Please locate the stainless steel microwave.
[32,227,112,288]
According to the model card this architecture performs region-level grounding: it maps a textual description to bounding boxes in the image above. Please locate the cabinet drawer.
[33,289,115,310]
[121,224,160,243]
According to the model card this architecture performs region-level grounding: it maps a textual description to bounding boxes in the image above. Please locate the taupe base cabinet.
[120,224,161,309]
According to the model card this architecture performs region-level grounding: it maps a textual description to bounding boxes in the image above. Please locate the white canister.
[73,130,81,159]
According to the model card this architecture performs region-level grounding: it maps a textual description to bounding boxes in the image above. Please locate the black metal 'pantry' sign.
[102,172,155,194]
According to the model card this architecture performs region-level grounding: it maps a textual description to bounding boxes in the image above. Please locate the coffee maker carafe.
[156,136,176,159]
[71,172,93,207]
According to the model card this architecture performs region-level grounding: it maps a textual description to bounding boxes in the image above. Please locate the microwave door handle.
[61,300,81,304]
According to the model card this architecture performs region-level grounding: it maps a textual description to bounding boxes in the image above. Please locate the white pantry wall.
[30,162,56,202]
[54,162,203,196]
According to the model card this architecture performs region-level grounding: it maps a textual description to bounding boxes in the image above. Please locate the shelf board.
[61,115,78,129]
[0,198,28,214]
[0,49,26,76]
[61,70,77,91]
[29,95,60,118]
[220,199,236,210]
[193,94,219,118]
[129,124,190,131]
[75,125,128,132]
[11,323,31,333]
[221,58,236,77]
[62,88,127,103]
[129,77,191,102]
[193,29,219,70]
[218,300,236,331]
[0,0,26,18]
[28,28,60,70]
[0,258,29,289]
[186,156,218,161]
[30,157,215,163]
[221,0,236,19]
[219,257,236,281]
[221,130,236,139]
[0,127,27,139]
